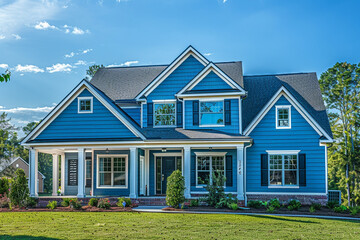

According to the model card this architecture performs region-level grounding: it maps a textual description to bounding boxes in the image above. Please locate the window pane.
[284,155,297,169]
[80,100,91,111]
[212,156,224,171]
[154,103,176,126]
[176,156,182,171]
[269,170,282,185]
[197,156,210,170]
[200,113,224,125]
[277,108,289,127]
[99,173,111,186]
[197,172,210,185]
[285,171,297,185]
[114,157,126,172]
[113,172,126,186]
[99,158,111,172]
[200,102,223,113]
[269,155,282,169]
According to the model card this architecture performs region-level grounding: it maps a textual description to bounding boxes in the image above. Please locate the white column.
[184,146,191,199]
[52,154,59,196]
[29,148,38,197]
[77,148,86,198]
[237,145,245,200]
[129,147,138,198]
[60,154,65,195]
[145,149,150,196]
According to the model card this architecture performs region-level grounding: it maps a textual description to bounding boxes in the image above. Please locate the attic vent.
[328,190,341,205]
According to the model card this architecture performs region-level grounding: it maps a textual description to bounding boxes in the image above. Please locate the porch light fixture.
[209,147,212,151]
[105,148,109,153]
[162,148,167,153]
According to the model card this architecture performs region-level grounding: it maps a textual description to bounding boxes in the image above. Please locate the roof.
[90,61,243,101]
[242,72,332,138]
[0,157,45,178]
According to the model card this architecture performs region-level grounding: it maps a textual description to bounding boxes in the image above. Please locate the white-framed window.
[200,100,224,126]
[195,152,226,186]
[276,105,291,129]
[97,155,128,188]
[154,101,176,127]
[268,153,298,186]
[78,97,93,113]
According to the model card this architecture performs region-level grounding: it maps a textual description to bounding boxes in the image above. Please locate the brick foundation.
[246,194,328,205]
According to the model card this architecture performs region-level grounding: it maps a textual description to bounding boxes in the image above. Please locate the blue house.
[22,46,333,205]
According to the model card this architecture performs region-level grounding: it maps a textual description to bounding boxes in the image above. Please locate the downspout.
[244,142,253,207]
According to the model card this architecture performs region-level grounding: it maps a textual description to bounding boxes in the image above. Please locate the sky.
[1,0,360,134]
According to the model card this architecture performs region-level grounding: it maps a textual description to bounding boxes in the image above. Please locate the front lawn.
[0,212,359,239]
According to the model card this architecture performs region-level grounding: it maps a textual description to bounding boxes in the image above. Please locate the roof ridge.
[244,72,316,77]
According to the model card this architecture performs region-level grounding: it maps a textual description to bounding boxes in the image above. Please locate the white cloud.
[15,64,44,73]
[74,60,87,66]
[34,21,57,30]
[0,105,54,114]
[65,49,92,58]
[223,0,227,2]
[82,49,92,54]
[46,63,73,73]
[0,35,5,40]
[72,27,84,35]
[204,53,212,56]
[0,64,9,69]
[64,25,90,35]
[65,52,75,58]
[107,61,139,68]
[12,34,21,40]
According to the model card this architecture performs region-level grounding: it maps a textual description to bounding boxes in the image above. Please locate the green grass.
[0,212,359,239]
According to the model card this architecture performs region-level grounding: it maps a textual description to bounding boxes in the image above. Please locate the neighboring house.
[21,46,333,204]
[0,157,45,193]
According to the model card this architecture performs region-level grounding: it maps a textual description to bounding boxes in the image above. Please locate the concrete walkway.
[134,206,360,221]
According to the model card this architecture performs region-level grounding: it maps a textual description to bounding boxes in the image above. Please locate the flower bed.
[0,206,134,212]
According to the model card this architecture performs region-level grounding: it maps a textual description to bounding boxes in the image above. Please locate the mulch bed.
[0,206,134,212]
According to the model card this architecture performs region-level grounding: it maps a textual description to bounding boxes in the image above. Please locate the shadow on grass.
[249,214,318,224]
[0,235,59,240]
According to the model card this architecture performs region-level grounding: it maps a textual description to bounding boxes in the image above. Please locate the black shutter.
[191,155,196,186]
[193,100,199,126]
[147,103,153,127]
[226,155,233,187]
[225,99,231,125]
[176,100,183,127]
[299,153,306,186]
[261,154,268,186]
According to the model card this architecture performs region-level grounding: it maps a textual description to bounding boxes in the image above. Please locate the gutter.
[244,142,253,207]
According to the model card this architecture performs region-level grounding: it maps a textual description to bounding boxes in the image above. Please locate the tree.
[9,168,29,207]
[166,170,185,208]
[319,62,360,206]
[85,64,104,80]
[0,70,10,83]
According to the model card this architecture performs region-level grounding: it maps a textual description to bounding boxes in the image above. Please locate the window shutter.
[299,153,306,186]
[177,100,183,127]
[226,155,233,187]
[147,103,153,127]
[193,100,199,126]
[191,155,196,186]
[225,99,231,125]
[261,154,268,186]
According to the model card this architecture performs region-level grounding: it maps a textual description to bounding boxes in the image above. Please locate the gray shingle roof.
[243,73,332,138]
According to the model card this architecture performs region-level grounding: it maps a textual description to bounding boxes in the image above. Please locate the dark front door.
[161,157,176,194]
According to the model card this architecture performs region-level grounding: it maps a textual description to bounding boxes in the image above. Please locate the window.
[78,97,93,113]
[98,155,127,188]
[196,154,225,186]
[276,106,291,129]
[200,101,224,126]
[269,154,298,186]
[154,102,176,126]
[85,158,92,187]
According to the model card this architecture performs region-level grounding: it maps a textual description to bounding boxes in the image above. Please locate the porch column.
[129,147,138,198]
[77,148,86,198]
[145,149,150,196]
[237,144,245,200]
[60,153,65,195]
[52,154,59,196]
[29,148,38,197]
[184,146,191,199]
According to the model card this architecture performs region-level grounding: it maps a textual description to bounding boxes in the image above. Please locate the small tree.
[204,171,226,207]
[10,169,30,207]
[166,170,185,208]
[0,177,11,195]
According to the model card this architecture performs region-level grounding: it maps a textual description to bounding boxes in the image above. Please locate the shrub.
[61,198,71,207]
[26,197,38,208]
[326,200,339,209]
[0,193,10,208]
[69,198,82,210]
[189,199,199,207]
[268,198,281,209]
[333,205,348,213]
[310,203,322,211]
[47,201,57,210]
[229,202,238,210]
[309,206,316,213]
[248,200,263,209]
[0,177,11,195]
[350,206,360,216]
[166,170,185,208]
[287,199,301,211]
[117,197,132,208]
[267,205,276,213]
[215,194,238,209]
[204,170,226,207]
[9,169,29,207]
[97,198,111,209]
[88,198,99,207]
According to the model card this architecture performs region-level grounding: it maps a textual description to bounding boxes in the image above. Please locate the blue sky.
[1,0,360,132]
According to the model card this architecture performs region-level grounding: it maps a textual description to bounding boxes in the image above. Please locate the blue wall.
[192,71,233,91]
[246,96,326,193]
[184,98,240,134]
[122,107,141,125]
[35,89,138,141]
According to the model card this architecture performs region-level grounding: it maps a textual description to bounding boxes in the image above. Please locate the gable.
[192,70,234,91]
[33,88,140,142]
[147,55,204,100]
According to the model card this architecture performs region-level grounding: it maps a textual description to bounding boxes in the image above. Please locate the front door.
[161,157,176,194]
[156,156,182,195]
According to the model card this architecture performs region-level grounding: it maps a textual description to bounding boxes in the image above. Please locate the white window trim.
[78,97,93,114]
[153,100,177,128]
[199,99,225,127]
[96,154,128,189]
[195,152,226,188]
[275,105,291,129]
[268,152,299,187]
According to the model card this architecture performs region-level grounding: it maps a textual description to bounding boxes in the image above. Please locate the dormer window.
[276,105,291,129]
[200,100,224,126]
[78,97,93,113]
[154,101,176,127]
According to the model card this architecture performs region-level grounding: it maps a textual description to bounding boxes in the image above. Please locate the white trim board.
[243,86,333,141]
[22,80,145,144]
[246,192,327,196]
[135,46,209,100]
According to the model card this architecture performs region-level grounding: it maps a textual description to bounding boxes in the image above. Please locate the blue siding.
[93,150,131,196]
[142,103,147,127]
[192,71,233,91]
[190,149,237,193]
[184,99,240,134]
[35,89,138,141]
[122,107,141,125]
[246,96,326,193]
